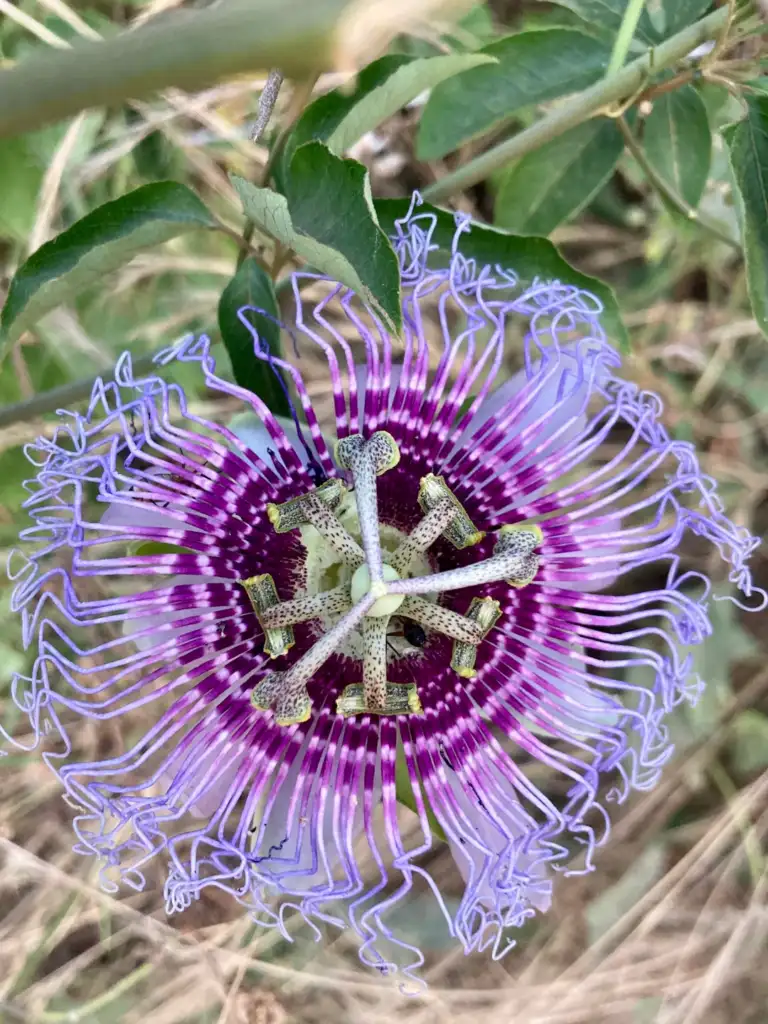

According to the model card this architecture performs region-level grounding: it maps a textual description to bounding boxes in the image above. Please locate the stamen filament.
[260,584,351,629]
[303,493,365,568]
[388,497,456,576]
[400,595,483,644]
[252,593,375,724]
[282,593,374,687]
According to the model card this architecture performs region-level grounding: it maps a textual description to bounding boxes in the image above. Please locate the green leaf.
[287,143,402,330]
[130,541,194,556]
[386,894,459,948]
[494,117,623,235]
[723,97,768,338]
[394,2,496,57]
[282,54,411,176]
[448,3,497,49]
[0,181,215,347]
[326,52,495,155]
[643,0,715,40]
[0,137,46,241]
[547,0,713,45]
[217,258,290,416]
[643,84,711,207]
[417,29,610,161]
[233,151,402,331]
[235,176,357,287]
[375,197,628,350]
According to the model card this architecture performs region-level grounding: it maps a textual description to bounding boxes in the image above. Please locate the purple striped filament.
[4,195,764,989]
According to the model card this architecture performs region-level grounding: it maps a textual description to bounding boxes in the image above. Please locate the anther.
[451,597,502,678]
[268,482,364,569]
[418,474,485,550]
[266,478,345,532]
[337,682,423,717]
[240,573,294,658]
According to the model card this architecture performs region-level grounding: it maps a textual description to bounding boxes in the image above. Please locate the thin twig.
[237,72,320,269]
[423,6,729,203]
[0,354,158,428]
[249,69,283,143]
[261,72,320,188]
[616,115,741,252]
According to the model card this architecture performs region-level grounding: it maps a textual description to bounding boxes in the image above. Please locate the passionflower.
[5,197,762,988]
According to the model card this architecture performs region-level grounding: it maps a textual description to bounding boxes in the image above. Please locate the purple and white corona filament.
[5,197,764,987]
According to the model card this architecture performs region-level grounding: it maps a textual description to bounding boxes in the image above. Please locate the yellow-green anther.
[266,477,345,532]
[388,496,456,576]
[451,596,502,679]
[399,595,484,644]
[240,573,294,658]
[418,473,485,550]
[337,682,423,718]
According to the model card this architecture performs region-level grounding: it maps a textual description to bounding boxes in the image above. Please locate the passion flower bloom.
[5,197,762,987]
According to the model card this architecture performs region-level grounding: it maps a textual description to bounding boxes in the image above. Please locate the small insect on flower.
[4,194,765,990]
[387,616,427,658]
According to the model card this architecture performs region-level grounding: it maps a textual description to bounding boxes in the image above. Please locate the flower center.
[240,432,543,726]
[350,563,405,617]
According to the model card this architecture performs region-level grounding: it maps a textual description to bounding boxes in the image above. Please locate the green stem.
[606,0,647,77]
[423,6,729,204]
[0,354,157,429]
[237,74,320,272]
[617,116,741,252]
[0,0,349,140]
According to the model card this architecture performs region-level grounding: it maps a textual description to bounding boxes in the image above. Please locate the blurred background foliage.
[1,1,768,1022]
